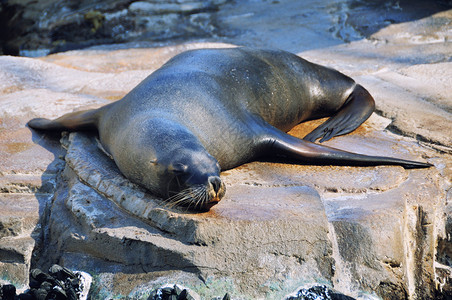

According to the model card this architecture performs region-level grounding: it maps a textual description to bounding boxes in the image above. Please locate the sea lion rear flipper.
[261,127,432,169]
[28,109,99,132]
[304,84,375,143]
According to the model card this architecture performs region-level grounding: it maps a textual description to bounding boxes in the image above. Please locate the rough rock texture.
[0,4,451,300]
[0,0,227,56]
[49,134,333,299]
[2,0,451,57]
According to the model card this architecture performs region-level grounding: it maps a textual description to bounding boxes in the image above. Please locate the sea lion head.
[163,146,225,211]
[135,118,225,211]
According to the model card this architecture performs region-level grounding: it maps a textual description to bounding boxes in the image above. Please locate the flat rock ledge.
[46,132,333,299]
[33,120,449,299]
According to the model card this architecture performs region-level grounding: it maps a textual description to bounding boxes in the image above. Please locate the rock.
[129,2,213,15]
[0,236,35,289]
[146,284,201,300]
[0,0,227,56]
[284,285,355,300]
[1,284,17,300]
[0,264,93,300]
[0,3,451,300]
[46,131,333,298]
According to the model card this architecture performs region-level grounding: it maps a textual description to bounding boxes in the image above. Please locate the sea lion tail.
[28,109,99,131]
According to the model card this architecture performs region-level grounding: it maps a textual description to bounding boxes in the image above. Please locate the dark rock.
[285,285,355,300]
[6,265,91,300]
[1,284,17,300]
[147,284,200,300]
[49,264,76,281]
[17,293,35,300]
[0,0,227,56]
[31,288,48,300]
[30,268,57,285]
[40,281,53,292]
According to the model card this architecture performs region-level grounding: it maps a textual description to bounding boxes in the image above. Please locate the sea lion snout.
[208,176,222,194]
[163,153,224,210]
[164,174,225,211]
[199,175,225,211]
[207,175,225,201]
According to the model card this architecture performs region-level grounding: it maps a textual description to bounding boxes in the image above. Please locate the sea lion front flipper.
[304,84,375,143]
[260,126,432,169]
[28,109,100,132]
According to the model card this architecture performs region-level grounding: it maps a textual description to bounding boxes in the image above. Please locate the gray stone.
[0,3,451,299]
[0,194,42,238]
[48,132,333,298]
[0,0,227,56]
[129,2,210,15]
[0,236,35,289]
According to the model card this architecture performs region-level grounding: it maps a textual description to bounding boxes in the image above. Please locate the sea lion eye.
[171,163,188,174]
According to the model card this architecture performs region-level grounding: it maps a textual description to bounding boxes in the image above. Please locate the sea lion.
[28,47,431,211]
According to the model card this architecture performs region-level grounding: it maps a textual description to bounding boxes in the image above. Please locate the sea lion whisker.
[189,186,207,210]
[166,196,193,210]
[193,188,207,210]
[185,185,208,211]
[162,184,208,210]
[166,190,192,203]
[162,189,193,209]
[203,188,211,207]
[169,197,191,208]
[164,190,186,203]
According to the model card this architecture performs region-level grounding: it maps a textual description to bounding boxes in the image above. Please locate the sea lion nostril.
[208,176,222,194]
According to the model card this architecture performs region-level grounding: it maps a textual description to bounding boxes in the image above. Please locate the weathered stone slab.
[0,236,35,289]
[0,194,41,238]
[46,131,333,298]
[0,191,51,290]
[323,167,446,299]
[52,106,450,298]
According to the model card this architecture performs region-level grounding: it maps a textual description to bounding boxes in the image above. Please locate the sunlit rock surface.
[0,6,451,300]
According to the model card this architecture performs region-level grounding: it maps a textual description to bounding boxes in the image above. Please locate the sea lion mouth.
[165,182,225,211]
[202,199,220,211]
